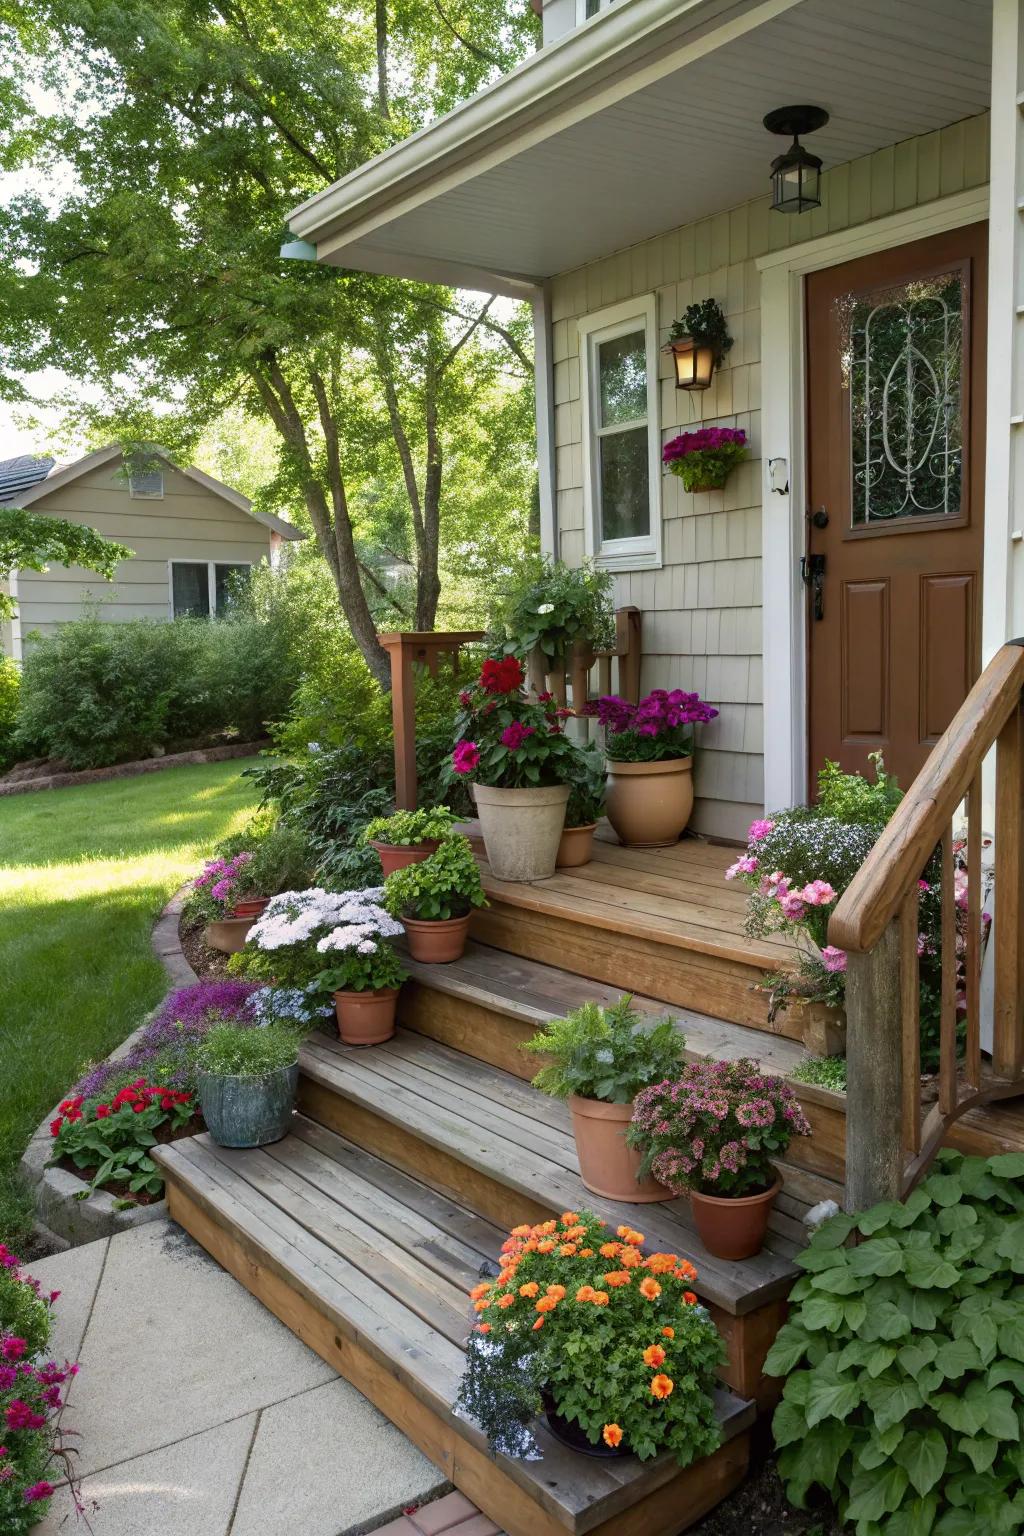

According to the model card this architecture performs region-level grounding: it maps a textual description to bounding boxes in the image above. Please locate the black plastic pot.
[540,1390,632,1459]
[198,1062,298,1148]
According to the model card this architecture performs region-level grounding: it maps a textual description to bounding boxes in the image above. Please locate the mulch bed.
[690,1448,841,1536]
[53,1113,205,1206]
[179,915,235,980]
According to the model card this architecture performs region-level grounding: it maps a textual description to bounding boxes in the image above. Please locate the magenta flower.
[23,1481,54,1504]
[821,946,847,973]
[500,722,535,751]
[747,819,775,843]
[452,741,481,776]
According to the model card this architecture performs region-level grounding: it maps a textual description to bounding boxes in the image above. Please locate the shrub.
[195,1023,298,1079]
[521,997,685,1104]
[456,1211,722,1464]
[363,806,457,847]
[628,1060,811,1196]
[382,836,486,921]
[0,656,19,771]
[767,1149,1024,1534]
[491,555,615,661]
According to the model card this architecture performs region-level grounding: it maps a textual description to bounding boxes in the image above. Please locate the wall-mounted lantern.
[764,105,829,214]
[664,297,732,392]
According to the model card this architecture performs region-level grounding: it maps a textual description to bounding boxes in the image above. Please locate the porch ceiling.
[290,0,992,297]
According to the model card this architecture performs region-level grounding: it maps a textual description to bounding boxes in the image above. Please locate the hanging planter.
[662,427,747,494]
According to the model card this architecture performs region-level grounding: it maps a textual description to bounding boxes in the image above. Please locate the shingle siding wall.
[550,115,990,841]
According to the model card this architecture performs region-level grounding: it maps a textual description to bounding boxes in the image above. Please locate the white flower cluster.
[248,887,400,953]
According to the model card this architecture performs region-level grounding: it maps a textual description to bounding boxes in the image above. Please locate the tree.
[0,509,132,622]
[2,0,538,686]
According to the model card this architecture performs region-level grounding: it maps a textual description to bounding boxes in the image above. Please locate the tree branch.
[430,0,503,67]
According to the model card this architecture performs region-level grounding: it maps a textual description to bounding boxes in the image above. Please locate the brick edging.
[0,740,269,797]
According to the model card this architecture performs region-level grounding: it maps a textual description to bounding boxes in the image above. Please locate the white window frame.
[579,294,662,573]
[575,0,613,22]
[128,468,164,499]
[168,559,253,619]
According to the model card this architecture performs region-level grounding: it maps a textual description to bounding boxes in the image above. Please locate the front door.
[805,223,987,793]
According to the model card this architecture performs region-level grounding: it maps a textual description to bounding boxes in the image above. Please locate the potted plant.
[362,805,458,877]
[662,427,747,494]
[236,887,408,1046]
[456,1210,722,1466]
[492,557,615,686]
[558,744,606,868]
[628,1059,812,1260]
[521,998,686,1201]
[449,655,582,883]
[194,1022,300,1148]
[664,297,733,393]
[382,834,487,963]
[583,689,718,848]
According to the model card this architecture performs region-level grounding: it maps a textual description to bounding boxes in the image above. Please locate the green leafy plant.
[791,1056,847,1094]
[0,656,20,771]
[522,997,686,1104]
[362,805,458,847]
[449,655,585,789]
[492,555,615,662]
[668,297,733,362]
[0,505,132,623]
[47,1081,195,1198]
[194,1022,299,1079]
[816,751,903,825]
[564,742,606,828]
[234,821,315,897]
[767,1149,1024,1535]
[382,835,486,922]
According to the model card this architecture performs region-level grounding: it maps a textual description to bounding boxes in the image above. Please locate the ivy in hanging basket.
[668,298,733,363]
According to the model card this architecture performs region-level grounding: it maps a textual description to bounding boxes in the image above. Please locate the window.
[170,561,252,618]
[579,295,661,570]
[129,468,164,499]
[577,0,613,19]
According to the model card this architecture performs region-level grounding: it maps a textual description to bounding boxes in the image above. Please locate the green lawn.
[0,760,261,1246]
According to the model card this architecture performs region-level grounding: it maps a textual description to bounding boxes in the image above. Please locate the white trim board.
[756,186,990,812]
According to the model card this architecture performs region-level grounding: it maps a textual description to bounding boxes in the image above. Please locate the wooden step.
[463,830,843,1052]
[398,940,848,1190]
[297,1030,803,1405]
[155,1123,754,1536]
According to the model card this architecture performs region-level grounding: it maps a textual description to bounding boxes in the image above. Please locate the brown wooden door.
[806,223,987,794]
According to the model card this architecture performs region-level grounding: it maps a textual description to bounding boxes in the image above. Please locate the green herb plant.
[362,805,458,847]
[522,997,686,1104]
[382,835,487,922]
[195,1022,299,1079]
[767,1149,1024,1535]
[564,742,606,829]
[790,1056,847,1094]
[493,556,615,662]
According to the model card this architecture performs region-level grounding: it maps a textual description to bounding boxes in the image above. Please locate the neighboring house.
[287,0,1015,839]
[0,445,303,658]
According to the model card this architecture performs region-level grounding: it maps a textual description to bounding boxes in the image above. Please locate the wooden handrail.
[833,640,1024,1211]
[830,642,1024,954]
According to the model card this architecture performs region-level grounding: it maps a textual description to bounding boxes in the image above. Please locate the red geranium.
[479,655,524,695]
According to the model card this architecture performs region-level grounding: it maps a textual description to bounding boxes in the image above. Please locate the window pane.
[172,563,210,618]
[215,563,250,614]
[600,427,650,541]
[598,330,647,426]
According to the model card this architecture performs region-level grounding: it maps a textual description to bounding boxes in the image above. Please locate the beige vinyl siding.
[14,458,273,644]
[551,114,990,841]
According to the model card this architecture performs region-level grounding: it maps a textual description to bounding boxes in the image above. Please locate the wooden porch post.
[381,633,417,811]
[843,920,904,1211]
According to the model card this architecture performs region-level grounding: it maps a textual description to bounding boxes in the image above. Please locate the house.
[0,444,303,657]
[287,0,1015,844]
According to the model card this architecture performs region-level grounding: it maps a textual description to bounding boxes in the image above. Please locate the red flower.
[49,1119,63,1138]
[480,656,524,695]
[95,1105,111,1119]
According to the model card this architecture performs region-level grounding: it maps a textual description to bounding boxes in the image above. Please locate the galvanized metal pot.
[198,1062,298,1148]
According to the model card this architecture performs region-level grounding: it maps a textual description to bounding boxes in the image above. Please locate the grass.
[0,760,261,1248]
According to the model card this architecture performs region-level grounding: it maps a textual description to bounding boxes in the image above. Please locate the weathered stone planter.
[198,1063,298,1148]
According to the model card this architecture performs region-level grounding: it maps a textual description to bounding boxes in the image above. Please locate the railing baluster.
[994,701,1024,1078]
[965,772,983,1091]
[939,826,957,1117]
[899,889,921,1155]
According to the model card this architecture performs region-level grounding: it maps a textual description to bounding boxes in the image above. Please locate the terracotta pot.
[403,913,471,964]
[605,757,693,848]
[333,986,399,1046]
[689,1177,782,1260]
[556,823,596,868]
[472,782,570,882]
[230,897,269,919]
[568,1095,669,1203]
[369,839,441,877]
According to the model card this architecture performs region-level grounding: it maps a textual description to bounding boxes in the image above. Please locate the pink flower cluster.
[661,427,746,464]
[500,722,535,751]
[584,689,718,738]
[193,852,254,906]
[452,741,481,776]
[0,1246,80,1516]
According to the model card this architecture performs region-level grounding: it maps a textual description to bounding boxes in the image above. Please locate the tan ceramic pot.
[369,839,441,877]
[689,1177,781,1260]
[402,914,471,964]
[472,783,570,882]
[556,823,596,868]
[605,757,694,848]
[333,986,399,1046]
[204,916,255,954]
[568,1095,669,1203]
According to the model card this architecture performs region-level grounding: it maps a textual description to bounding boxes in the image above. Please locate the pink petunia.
[820,946,847,973]
[451,741,481,776]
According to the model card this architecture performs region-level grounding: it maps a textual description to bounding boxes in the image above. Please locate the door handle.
[800,553,827,620]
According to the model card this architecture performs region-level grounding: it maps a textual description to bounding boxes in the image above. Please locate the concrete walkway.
[30,1221,450,1535]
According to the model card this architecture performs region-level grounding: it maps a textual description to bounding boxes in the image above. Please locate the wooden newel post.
[380,631,484,812]
[843,919,904,1212]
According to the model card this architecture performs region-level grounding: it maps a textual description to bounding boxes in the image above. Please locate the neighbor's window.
[579,295,661,570]
[170,561,252,619]
[128,467,164,499]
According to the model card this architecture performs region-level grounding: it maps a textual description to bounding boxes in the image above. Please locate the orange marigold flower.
[599,1242,622,1259]
[645,1253,678,1274]
[498,1270,516,1286]
[546,1284,567,1301]
[677,1260,698,1281]
[539,1220,558,1235]
[533,1316,545,1331]
[559,1244,578,1257]
[522,1240,538,1253]
[642,1344,667,1368]
[661,1327,675,1339]
[535,1296,558,1313]
[602,1424,623,1448]
[617,1227,645,1246]
[519,1282,540,1298]
[475,1323,491,1334]
[603,1271,632,1288]
[619,1247,642,1268]
[536,1240,556,1254]
[501,1238,517,1253]
[576,1285,596,1302]
[639,1277,662,1301]
[497,1293,516,1310]
[579,1248,594,1258]
[651,1373,674,1400]
[469,1283,490,1301]
[560,1211,581,1226]
[473,1299,489,1313]
[564,1226,587,1241]
[683,1291,698,1306]
[511,1224,532,1238]
[591,1291,610,1306]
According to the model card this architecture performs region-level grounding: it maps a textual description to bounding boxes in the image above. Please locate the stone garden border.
[20,886,199,1249]
[0,739,269,797]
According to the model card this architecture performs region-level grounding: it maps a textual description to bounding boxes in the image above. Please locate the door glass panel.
[842,269,965,526]
[598,330,647,426]
[600,427,649,541]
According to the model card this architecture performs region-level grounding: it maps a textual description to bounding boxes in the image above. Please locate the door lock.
[800,552,827,620]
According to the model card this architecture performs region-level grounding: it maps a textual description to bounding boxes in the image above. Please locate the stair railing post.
[381,634,418,811]
[844,919,904,1211]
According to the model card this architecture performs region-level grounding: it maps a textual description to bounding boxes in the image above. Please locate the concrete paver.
[28,1236,109,1362]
